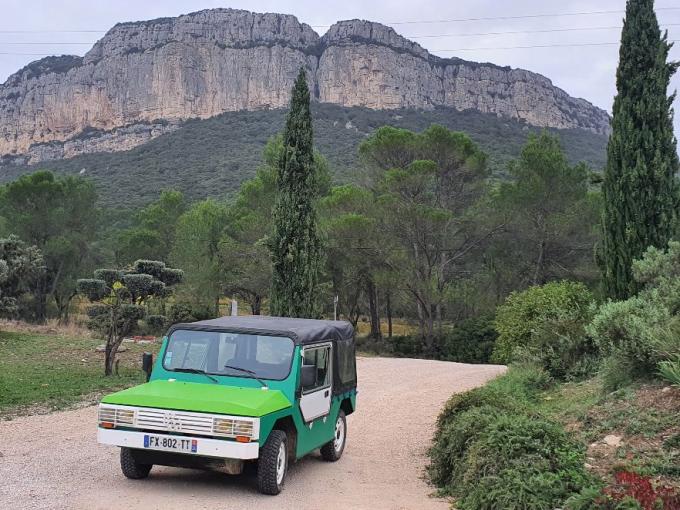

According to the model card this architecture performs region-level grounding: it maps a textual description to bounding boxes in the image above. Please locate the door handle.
[324,390,329,397]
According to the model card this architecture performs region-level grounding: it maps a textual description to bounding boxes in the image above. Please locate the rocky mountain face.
[0,9,610,163]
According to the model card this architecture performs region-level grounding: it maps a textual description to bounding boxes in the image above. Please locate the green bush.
[145,314,167,334]
[587,296,670,374]
[588,242,680,388]
[441,315,497,363]
[167,302,215,325]
[460,414,589,505]
[428,405,506,490]
[388,334,423,357]
[493,281,596,379]
[435,364,549,436]
[429,366,591,510]
[658,354,680,387]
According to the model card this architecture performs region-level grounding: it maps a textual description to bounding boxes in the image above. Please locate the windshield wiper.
[173,367,219,384]
[223,364,269,389]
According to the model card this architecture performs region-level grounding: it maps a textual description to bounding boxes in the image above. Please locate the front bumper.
[97,428,259,459]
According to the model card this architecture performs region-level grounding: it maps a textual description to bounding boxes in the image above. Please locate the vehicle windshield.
[163,329,295,381]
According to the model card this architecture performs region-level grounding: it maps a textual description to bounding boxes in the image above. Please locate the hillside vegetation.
[0,104,607,208]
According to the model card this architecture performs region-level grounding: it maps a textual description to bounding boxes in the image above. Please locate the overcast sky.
[1,0,679,136]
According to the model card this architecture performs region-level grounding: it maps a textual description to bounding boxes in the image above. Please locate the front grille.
[98,404,259,439]
[136,408,214,435]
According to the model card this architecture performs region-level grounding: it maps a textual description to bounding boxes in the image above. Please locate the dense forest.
[0,103,608,209]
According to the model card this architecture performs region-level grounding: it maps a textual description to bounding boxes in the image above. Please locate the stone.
[0,9,610,164]
[602,434,622,447]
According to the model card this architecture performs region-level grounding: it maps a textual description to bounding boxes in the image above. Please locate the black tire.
[257,430,288,495]
[120,447,152,479]
[320,410,346,462]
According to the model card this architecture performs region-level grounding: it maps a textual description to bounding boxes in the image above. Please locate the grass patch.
[0,330,159,417]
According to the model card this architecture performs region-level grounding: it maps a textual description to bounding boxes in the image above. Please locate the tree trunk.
[533,238,546,285]
[366,280,382,340]
[386,292,393,338]
[55,292,74,325]
[251,295,262,315]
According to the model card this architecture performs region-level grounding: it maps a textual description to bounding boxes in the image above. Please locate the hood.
[101,379,292,417]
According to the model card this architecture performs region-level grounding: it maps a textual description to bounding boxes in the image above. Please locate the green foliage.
[167,302,216,324]
[171,199,229,312]
[493,281,596,378]
[0,235,45,317]
[76,279,108,302]
[600,0,679,300]
[459,414,590,510]
[270,69,323,318]
[115,190,186,264]
[588,241,680,387]
[0,104,607,209]
[0,170,98,321]
[657,355,680,387]
[429,365,591,510]
[492,132,600,291]
[441,315,498,363]
[93,269,123,287]
[360,124,490,344]
[77,260,182,375]
[145,314,167,333]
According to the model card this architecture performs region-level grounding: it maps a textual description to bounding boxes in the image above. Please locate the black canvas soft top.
[168,315,354,345]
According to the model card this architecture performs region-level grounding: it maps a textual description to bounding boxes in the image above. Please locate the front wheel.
[120,447,152,479]
[257,430,288,495]
[320,410,346,461]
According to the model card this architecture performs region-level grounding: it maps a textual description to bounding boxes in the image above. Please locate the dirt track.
[0,357,505,510]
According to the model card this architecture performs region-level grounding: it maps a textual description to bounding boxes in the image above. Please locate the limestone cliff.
[0,9,610,161]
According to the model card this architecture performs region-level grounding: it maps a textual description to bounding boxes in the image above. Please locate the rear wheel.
[120,447,152,479]
[320,410,346,461]
[257,430,288,495]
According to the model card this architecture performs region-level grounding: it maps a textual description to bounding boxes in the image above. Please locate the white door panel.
[300,387,331,422]
[300,343,333,423]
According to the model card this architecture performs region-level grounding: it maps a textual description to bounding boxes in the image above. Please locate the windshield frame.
[162,328,297,382]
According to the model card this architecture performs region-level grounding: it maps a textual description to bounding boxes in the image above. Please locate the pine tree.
[601,0,679,299]
[269,69,322,317]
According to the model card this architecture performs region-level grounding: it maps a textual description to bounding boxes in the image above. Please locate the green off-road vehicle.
[97,316,357,495]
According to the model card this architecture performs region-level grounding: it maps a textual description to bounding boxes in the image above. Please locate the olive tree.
[0,235,45,318]
[77,260,183,375]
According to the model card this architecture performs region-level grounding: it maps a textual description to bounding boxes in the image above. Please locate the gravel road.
[0,357,505,510]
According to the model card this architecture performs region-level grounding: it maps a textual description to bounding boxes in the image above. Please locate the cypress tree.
[269,69,322,317]
[601,0,679,299]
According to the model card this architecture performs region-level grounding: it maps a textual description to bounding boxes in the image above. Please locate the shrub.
[590,242,680,387]
[658,355,680,387]
[587,296,670,373]
[145,314,167,334]
[441,315,497,363]
[428,405,506,490]
[167,302,215,325]
[388,334,423,357]
[493,280,596,379]
[457,414,591,510]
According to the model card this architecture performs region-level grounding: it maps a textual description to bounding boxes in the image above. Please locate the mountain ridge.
[0,8,610,164]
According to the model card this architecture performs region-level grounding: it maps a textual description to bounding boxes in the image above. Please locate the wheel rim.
[275,441,286,486]
[333,416,345,453]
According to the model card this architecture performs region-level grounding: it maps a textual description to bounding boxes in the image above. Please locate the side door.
[299,342,332,423]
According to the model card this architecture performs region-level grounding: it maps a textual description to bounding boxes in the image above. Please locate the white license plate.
[143,434,198,453]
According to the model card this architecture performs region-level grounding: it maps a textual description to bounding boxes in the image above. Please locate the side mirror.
[300,364,316,388]
[142,352,153,382]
